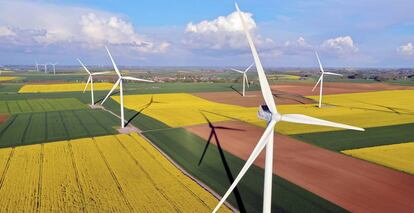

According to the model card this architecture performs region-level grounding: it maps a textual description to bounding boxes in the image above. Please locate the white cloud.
[0,1,168,54]
[0,26,15,37]
[321,36,358,55]
[283,37,312,54]
[183,11,274,51]
[397,42,414,56]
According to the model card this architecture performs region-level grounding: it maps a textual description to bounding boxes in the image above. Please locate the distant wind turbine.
[51,63,58,75]
[312,52,343,108]
[35,62,39,72]
[231,63,254,96]
[101,46,154,128]
[43,64,48,73]
[78,59,110,106]
[213,4,364,213]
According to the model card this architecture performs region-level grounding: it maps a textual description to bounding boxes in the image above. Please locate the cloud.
[0,1,168,54]
[183,10,274,52]
[321,36,358,55]
[397,42,414,56]
[0,26,15,37]
[283,37,313,54]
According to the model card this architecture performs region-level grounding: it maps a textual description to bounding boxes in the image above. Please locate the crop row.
[0,109,118,148]
[0,98,86,114]
[0,134,226,212]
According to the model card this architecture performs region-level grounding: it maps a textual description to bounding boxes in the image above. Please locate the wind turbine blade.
[77,59,91,74]
[244,62,254,73]
[101,78,120,104]
[236,3,277,114]
[231,68,244,74]
[312,75,323,92]
[91,71,111,75]
[244,74,250,88]
[105,46,121,77]
[83,76,91,93]
[213,120,277,213]
[324,72,343,77]
[280,114,365,131]
[315,51,324,73]
[122,76,154,82]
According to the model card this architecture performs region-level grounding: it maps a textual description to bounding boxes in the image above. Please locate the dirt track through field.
[185,120,414,212]
[193,82,414,107]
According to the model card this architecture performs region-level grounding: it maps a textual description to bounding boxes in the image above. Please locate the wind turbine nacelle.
[258,105,272,121]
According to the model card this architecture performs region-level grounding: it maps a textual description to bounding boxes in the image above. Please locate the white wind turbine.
[78,59,110,106]
[231,63,254,96]
[43,63,48,73]
[101,46,154,128]
[35,62,39,72]
[213,4,364,213]
[312,52,343,108]
[51,63,58,75]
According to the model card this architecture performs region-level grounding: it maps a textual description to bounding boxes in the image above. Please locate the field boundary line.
[92,137,135,212]
[37,144,44,212]
[127,134,212,209]
[21,114,33,146]
[0,148,14,190]
[67,142,86,211]
[114,135,180,212]
[99,104,238,212]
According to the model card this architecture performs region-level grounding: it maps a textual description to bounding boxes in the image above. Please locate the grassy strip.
[143,128,346,213]
[0,109,119,148]
[292,122,414,151]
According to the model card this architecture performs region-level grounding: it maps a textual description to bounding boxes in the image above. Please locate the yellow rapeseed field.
[112,93,248,127]
[0,134,230,212]
[18,83,114,93]
[0,76,18,82]
[114,91,414,135]
[342,142,414,175]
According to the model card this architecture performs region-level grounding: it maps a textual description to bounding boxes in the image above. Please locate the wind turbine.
[35,62,39,72]
[231,63,254,96]
[101,46,154,128]
[312,52,343,108]
[78,59,110,106]
[50,63,58,75]
[43,63,48,73]
[213,4,364,213]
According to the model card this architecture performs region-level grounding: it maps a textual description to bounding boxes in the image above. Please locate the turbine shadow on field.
[230,85,243,96]
[327,100,414,116]
[125,95,161,126]
[272,91,313,104]
[198,111,247,213]
[94,90,120,104]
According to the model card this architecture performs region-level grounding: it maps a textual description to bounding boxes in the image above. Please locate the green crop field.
[292,122,414,151]
[143,128,346,213]
[0,109,118,148]
[0,98,87,114]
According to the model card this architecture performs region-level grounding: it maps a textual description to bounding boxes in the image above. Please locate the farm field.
[0,109,118,148]
[184,120,414,212]
[0,77,18,82]
[18,82,114,93]
[0,133,228,212]
[112,93,248,127]
[343,142,414,175]
[293,122,414,151]
[0,98,86,114]
[143,127,347,213]
[116,90,414,135]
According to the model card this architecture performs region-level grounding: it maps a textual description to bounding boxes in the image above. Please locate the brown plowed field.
[193,82,414,107]
[185,120,414,212]
[0,114,8,124]
[271,82,414,96]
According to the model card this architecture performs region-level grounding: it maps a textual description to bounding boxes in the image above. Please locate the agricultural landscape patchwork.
[0,67,413,212]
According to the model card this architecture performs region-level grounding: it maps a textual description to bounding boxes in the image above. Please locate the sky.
[0,0,414,67]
